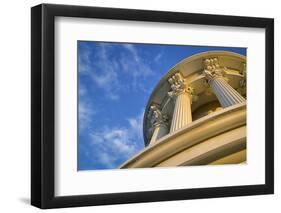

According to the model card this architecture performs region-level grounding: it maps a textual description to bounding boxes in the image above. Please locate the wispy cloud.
[87,111,144,168]
[120,44,154,91]
[123,44,140,62]
[78,42,155,99]
[154,51,164,63]
[79,43,121,100]
[127,111,144,140]
[78,41,163,170]
[79,100,95,130]
[78,84,96,131]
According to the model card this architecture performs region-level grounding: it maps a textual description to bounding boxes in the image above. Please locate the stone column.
[168,72,193,133]
[203,57,246,108]
[149,105,169,145]
[238,63,247,96]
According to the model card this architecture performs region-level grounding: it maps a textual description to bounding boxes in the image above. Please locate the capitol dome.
[120,51,246,168]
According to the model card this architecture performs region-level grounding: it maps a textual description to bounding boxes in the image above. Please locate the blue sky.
[78,41,246,170]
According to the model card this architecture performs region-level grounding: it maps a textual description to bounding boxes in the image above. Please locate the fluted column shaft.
[150,123,168,145]
[170,92,192,133]
[209,76,245,108]
[149,105,169,145]
[203,57,245,108]
[167,72,194,133]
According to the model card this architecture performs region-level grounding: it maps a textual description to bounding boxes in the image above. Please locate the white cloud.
[79,42,156,98]
[79,100,95,130]
[97,152,116,168]
[79,86,87,96]
[78,84,96,131]
[123,44,140,62]
[127,111,144,140]
[121,44,153,77]
[90,127,138,156]
[79,43,121,100]
[154,51,163,63]
[88,111,144,168]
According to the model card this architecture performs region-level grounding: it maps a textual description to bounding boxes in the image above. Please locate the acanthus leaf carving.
[167,72,196,101]
[203,57,227,81]
[149,104,168,128]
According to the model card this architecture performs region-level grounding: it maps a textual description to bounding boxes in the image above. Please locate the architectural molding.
[120,103,246,168]
[142,51,246,148]
[122,51,247,168]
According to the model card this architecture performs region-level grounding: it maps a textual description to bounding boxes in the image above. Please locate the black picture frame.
[31,3,274,209]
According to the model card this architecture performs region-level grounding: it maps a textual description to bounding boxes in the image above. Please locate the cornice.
[122,103,246,168]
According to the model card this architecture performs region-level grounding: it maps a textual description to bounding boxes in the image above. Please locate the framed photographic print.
[31,3,274,209]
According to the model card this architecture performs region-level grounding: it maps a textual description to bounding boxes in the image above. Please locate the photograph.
[30,3,274,209]
[0,0,278,212]
[78,41,247,171]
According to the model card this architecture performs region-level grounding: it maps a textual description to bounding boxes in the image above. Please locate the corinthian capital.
[204,57,220,72]
[149,105,168,127]
[203,57,226,81]
[167,72,193,97]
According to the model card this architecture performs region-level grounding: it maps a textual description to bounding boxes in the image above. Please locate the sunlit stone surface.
[120,51,247,168]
